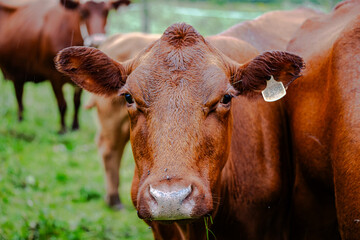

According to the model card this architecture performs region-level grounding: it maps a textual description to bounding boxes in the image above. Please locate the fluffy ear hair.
[231,51,304,96]
[110,0,131,9]
[55,46,127,96]
[60,0,79,10]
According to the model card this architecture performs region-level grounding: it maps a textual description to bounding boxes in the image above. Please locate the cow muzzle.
[149,185,193,220]
[83,33,107,47]
[80,23,107,47]
[137,180,213,221]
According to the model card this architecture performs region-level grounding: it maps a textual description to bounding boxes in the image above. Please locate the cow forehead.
[126,55,230,106]
[125,23,232,105]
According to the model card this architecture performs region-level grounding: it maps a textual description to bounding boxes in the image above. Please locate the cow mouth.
[142,207,214,223]
[154,218,200,225]
[147,212,214,225]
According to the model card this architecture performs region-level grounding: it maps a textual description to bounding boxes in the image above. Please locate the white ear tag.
[261,75,286,102]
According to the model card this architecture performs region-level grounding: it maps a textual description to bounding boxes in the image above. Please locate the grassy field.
[0,1,339,239]
[0,72,153,239]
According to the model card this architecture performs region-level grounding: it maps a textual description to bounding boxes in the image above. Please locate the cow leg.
[99,135,128,210]
[50,81,67,134]
[72,86,82,130]
[96,97,130,210]
[98,121,129,210]
[14,80,24,121]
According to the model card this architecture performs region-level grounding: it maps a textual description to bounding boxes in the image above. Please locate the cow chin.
[136,178,214,221]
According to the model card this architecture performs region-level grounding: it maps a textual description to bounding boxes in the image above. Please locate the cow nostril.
[149,185,192,204]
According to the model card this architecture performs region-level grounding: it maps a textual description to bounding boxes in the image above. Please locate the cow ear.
[231,51,304,97]
[60,0,79,9]
[55,46,127,96]
[110,0,131,9]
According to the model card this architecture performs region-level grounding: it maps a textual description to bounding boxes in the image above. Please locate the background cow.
[56,23,304,239]
[284,1,360,239]
[220,7,321,52]
[0,0,130,133]
[86,8,318,211]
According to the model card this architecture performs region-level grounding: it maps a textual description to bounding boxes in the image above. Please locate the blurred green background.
[109,0,338,35]
[0,0,341,239]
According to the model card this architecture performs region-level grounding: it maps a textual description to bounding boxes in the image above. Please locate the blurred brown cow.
[0,0,130,133]
[221,7,321,52]
[87,32,161,208]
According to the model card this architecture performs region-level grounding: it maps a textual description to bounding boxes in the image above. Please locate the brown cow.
[56,23,304,239]
[87,8,320,210]
[87,32,258,209]
[0,0,130,133]
[284,1,360,239]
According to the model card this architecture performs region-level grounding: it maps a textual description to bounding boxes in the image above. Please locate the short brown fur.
[285,1,360,238]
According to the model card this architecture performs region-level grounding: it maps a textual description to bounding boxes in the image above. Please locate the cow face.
[60,0,130,47]
[55,23,303,222]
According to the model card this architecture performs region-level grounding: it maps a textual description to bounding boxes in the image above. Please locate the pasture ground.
[0,1,337,239]
[0,76,152,239]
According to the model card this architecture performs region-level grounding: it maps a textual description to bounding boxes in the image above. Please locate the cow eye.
[124,93,134,104]
[220,94,232,105]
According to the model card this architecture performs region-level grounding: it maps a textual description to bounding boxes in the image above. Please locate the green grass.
[0,74,152,239]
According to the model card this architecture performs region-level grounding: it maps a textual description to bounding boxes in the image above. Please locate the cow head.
[55,23,303,222]
[60,0,130,47]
